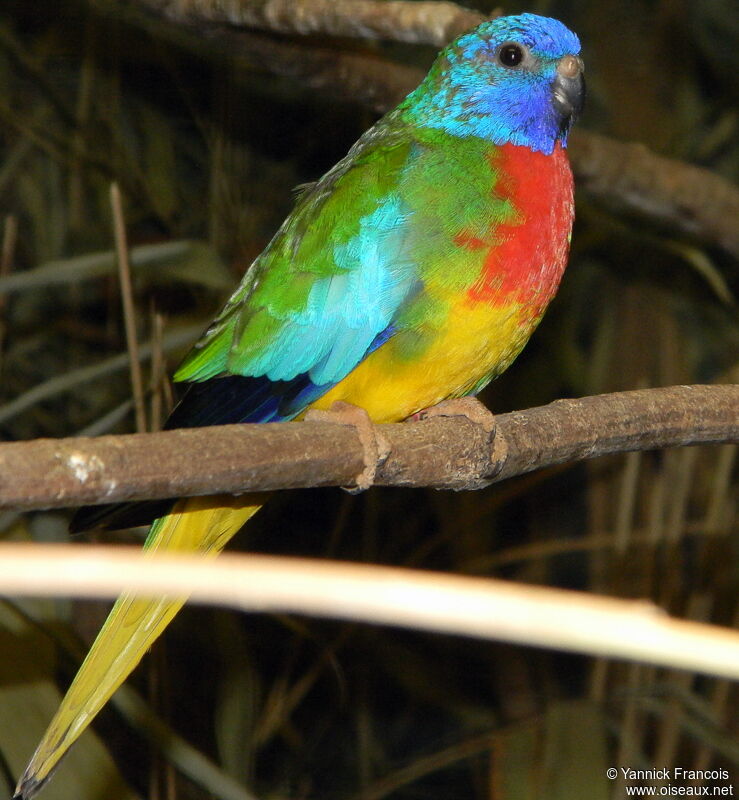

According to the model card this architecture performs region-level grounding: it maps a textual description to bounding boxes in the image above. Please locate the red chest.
[466,142,574,313]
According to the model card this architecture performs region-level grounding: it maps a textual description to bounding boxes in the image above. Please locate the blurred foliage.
[0,0,737,799]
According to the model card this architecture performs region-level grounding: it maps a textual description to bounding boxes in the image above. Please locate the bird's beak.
[552,54,585,130]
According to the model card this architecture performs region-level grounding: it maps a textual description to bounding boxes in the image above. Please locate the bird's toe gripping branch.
[408,396,496,433]
[305,401,392,492]
[408,396,508,472]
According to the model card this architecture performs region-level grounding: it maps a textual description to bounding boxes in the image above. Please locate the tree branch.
[568,131,739,260]
[2,543,739,679]
[108,0,739,260]
[145,0,486,45]
[0,385,735,512]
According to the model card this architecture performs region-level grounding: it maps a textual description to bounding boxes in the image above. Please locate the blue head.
[401,13,584,154]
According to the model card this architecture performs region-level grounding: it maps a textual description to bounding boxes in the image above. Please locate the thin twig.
[0,214,18,363]
[149,309,167,432]
[1,544,739,679]
[0,385,735,511]
[110,181,148,433]
[0,215,17,285]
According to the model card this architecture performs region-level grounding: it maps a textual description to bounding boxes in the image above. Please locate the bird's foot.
[407,396,496,434]
[305,401,390,492]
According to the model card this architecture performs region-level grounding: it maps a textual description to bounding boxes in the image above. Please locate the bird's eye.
[498,43,526,68]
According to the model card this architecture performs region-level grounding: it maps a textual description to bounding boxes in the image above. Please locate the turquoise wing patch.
[176,125,420,387]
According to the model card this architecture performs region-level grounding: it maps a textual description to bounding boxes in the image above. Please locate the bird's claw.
[305,401,390,492]
[407,396,496,435]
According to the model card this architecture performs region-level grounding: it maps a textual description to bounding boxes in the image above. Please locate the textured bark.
[214,28,425,113]
[148,0,487,45]
[568,131,739,259]
[0,385,735,511]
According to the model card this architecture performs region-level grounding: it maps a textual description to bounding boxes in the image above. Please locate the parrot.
[14,12,584,799]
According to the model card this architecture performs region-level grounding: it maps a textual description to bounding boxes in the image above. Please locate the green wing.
[176,115,420,387]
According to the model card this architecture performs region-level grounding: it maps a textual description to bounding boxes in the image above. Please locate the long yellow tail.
[14,494,263,800]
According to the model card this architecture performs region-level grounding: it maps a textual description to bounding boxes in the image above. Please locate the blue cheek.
[418,69,560,154]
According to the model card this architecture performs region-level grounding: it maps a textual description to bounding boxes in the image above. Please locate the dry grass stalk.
[110,181,148,434]
[1,544,739,679]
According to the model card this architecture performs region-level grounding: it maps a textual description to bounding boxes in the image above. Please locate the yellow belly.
[310,297,535,422]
